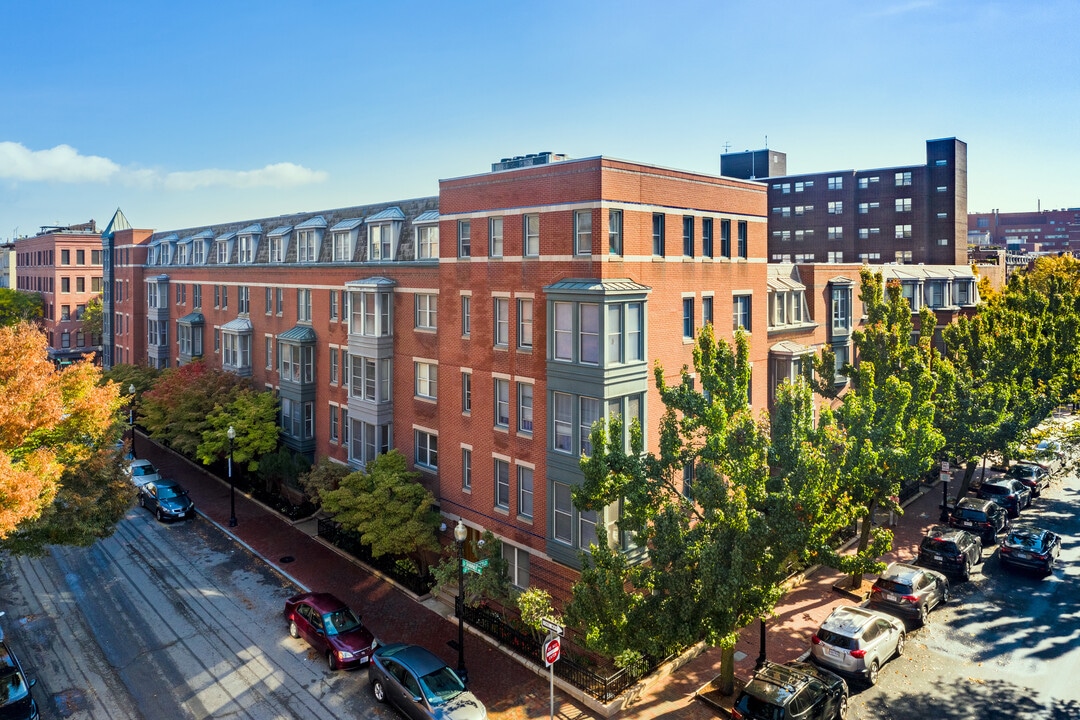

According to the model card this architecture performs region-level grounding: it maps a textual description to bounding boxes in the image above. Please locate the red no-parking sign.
[544,636,561,666]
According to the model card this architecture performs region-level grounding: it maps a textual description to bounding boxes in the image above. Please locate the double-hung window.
[652,213,666,256]
[415,362,437,400]
[575,210,592,255]
[415,430,437,469]
[489,217,503,258]
[579,304,599,364]
[733,295,751,331]
[523,214,540,256]
[721,219,732,257]
[494,459,510,509]
[458,220,471,258]
[417,224,438,259]
[553,302,573,361]
[683,216,694,257]
[580,397,601,456]
[518,383,533,433]
[517,467,533,520]
[702,218,714,258]
[461,295,471,337]
[517,298,533,349]
[737,221,748,258]
[297,230,317,262]
[553,392,573,453]
[608,209,623,255]
[494,297,509,347]
[494,378,510,428]
[415,294,437,330]
[831,286,852,334]
[682,298,694,338]
[297,289,312,322]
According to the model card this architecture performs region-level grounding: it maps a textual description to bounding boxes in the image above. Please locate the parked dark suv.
[917,526,982,580]
[949,497,1009,544]
[978,478,1031,517]
[869,562,950,625]
[732,660,848,720]
[1008,462,1050,496]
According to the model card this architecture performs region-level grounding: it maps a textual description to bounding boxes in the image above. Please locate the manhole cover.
[51,688,89,717]
[280,556,295,563]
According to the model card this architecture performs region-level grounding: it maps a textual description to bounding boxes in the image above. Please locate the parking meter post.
[940,473,951,522]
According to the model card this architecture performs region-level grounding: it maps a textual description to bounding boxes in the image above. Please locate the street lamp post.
[454,520,468,684]
[227,425,237,527]
[128,384,137,458]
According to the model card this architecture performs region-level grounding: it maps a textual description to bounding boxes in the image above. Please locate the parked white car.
[126,458,161,487]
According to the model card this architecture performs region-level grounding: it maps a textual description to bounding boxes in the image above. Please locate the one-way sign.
[540,617,564,636]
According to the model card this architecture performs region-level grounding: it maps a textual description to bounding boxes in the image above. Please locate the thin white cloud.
[0,141,119,182]
[869,0,936,17]
[162,163,329,191]
[0,141,327,190]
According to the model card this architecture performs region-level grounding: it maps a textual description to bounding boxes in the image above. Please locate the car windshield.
[157,485,186,499]
[1011,467,1034,478]
[419,665,465,705]
[0,659,29,704]
[132,465,156,477]
[322,607,361,635]
[981,484,1009,496]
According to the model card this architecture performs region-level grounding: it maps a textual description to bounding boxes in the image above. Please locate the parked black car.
[1008,462,1051,496]
[917,526,982,580]
[138,478,195,522]
[979,478,1032,517]
[949,497,1009,544]
[869,562,950,625]
[999,528,1061,576]
[0,633,38,720]
[732,660,848,720]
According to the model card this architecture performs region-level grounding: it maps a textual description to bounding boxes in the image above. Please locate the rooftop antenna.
[765,134,768,149]
[722,141,732,153]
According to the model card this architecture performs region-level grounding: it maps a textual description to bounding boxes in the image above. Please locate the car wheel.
[961,559,970,581]
[156,508,165,522]
[372,679,387,703]
[139,494,146,509]
[836,693,849,720]
[866,659,880,686]
[327,651,339,671]
[918,603,928,625]
[1044,558,1054,576]
[289,620,299,639]
[895,631,906,658]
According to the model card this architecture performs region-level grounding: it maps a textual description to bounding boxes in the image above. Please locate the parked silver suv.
[810,605,906,686]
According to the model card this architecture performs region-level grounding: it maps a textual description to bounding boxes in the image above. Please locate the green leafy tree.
[299,456,352,507]
[815,269,944,587]
[320,450,441,565]
[430,530,511,608]
[80,294,103,340]
[0,289,43,327]
[255,447,311,497]
[197,388,281,474]
[140,361,249,457]
[102,363,161,397]
[568,324,852,693]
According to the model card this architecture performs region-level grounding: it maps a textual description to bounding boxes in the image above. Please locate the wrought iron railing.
[316,518,434,596]
[463,604,663,703]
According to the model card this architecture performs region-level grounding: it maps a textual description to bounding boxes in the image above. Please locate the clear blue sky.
[2,0,1077,238]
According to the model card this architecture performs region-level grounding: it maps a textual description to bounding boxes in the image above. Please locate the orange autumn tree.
[0,322,123,541]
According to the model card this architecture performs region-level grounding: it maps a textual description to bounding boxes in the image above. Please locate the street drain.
[51,689,89,717]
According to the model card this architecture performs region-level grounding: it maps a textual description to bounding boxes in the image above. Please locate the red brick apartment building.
[100,152,979,600]
[13,221,104,365]
[968,207,1080,255]
[723,138,968,267]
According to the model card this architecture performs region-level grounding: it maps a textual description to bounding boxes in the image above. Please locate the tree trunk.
[953,460,979,501]
[718,644,736,696]
[848,505,874,588]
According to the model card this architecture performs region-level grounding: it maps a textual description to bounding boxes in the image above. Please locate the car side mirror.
[29,678,37,689]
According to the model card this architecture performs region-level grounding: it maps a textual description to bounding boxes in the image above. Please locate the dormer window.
[368,224,395,262]
[333,231,353,262]
[414,211,440,260]
[177,244,189,265]
[216,240,229,264]
[238,234,257,263]
[193,240,205,264]
[297,230,317,262]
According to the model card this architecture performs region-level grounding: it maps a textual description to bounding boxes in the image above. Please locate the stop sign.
[544,636,561,666]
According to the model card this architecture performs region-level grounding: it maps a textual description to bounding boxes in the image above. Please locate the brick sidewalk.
[135,436,965,719]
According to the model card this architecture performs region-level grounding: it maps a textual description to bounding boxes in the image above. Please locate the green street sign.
[462,558,489,574]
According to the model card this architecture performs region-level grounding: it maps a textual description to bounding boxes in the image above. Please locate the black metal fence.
[463,604,662,703]
[316,518,434,596]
